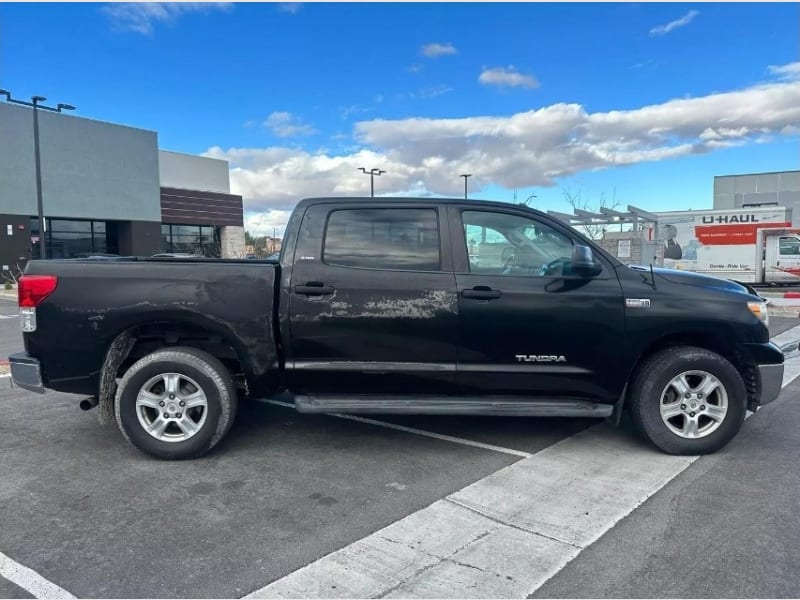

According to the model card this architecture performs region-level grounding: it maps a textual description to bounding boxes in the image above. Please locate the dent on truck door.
[286,204,459,394]
[449,206,625,401]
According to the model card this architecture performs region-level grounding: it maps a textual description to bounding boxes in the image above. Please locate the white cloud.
[768,62,800,81]
[205,146,405,210]
[264,112,317,137]
[245,210,294,237]
[102,2,231,35]
[406,64,425,73]
[417,85,453,99]
[206,63,800,213]
[396,85,455,102]
[277,3,302,14]
[420,42,457,58]
[479,66,539,89]
[649,10,700,36]
[340,104,372,120]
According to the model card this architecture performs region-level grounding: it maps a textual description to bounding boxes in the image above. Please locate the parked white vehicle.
[654,207,800,284]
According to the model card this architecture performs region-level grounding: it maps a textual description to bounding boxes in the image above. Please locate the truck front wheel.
[114,347,238,459]
[629,346,747,455]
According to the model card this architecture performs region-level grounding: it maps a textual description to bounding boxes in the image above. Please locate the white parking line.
[0,552,75,599]
[258,399,532,458]
[246,327,800,599]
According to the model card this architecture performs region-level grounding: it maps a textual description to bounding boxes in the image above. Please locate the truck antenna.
[650,262,656,287]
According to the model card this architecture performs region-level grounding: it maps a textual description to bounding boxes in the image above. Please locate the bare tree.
[562,188,621,240]
[513,188,538,207]
[1,264,24,289]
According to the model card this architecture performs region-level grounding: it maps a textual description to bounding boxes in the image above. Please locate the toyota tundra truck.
[10,197,784,459]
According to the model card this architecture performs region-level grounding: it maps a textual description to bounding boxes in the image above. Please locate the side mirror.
[572,244,602,277]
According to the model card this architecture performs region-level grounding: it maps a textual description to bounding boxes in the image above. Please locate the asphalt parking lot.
[0,297,21,361]
[1,298,799,598]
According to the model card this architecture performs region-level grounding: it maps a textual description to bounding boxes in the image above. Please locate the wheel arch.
[611,330,753,425]
[96,314,279,423]
[633,332,744,376]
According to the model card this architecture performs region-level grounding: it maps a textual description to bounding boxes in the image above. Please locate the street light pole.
[460,173,472,199]
[32,97,45,259]
[0,90,75,259]
[358,167,386,197]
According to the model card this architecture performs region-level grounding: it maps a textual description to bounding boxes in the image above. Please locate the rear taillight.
[18,275,58,308]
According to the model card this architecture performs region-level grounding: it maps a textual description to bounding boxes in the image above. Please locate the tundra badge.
[515,355,567,363]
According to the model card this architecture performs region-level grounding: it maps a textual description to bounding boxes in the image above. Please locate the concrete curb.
[759,291,800,299]
[769,306,800,318]
[0,374,13,389]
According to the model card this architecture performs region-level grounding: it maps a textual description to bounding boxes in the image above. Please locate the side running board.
[293,395,613,418]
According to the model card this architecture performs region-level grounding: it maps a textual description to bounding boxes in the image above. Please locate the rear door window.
[323,208,441,271]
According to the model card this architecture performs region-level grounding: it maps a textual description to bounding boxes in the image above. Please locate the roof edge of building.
[715,169,800,178]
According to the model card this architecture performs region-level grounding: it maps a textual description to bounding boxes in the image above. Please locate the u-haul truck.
[654,206,800,284]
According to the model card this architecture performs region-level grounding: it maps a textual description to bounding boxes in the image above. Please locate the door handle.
[295,282,335,296]
[461,286,502,300]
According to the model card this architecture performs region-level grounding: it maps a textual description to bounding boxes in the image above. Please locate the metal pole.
[358,167,385,197]
[32,99,45,259]
[460,173,472,199]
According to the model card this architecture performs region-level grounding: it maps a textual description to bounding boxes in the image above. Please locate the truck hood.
[651,267,752,295]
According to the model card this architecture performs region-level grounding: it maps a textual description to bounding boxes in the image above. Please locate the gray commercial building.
[0,101,244,274]
[713,170,800,222]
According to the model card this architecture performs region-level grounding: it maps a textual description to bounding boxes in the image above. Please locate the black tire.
[629,346,746,455]
[114,347,237,459]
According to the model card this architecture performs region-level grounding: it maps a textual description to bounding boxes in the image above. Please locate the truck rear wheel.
[114,347,237,459]
[629,346,746,455]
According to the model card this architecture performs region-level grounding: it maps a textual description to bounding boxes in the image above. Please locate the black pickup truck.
[11,197,784,459]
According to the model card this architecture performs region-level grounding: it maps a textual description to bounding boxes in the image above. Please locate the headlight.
[747,301,769,326]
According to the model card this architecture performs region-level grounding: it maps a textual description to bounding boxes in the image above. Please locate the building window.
[30,217,119,258]
[161,224,220,257]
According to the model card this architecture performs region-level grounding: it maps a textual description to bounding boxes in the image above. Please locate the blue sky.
[1,2,798,234]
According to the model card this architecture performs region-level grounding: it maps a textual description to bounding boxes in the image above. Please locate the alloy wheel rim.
[135,372,208,443]
[659,370,728,439]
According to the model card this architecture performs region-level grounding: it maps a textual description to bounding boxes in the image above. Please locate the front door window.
[462,210,574,277]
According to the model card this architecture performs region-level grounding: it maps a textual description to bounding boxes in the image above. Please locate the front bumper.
[741,341,785,408]
[9,352,45,394]
[757,362,783,406]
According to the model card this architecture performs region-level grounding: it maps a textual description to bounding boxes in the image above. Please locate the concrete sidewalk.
[766,297,800,318]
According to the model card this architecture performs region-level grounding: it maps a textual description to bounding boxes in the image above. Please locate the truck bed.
[23,258,280,397]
